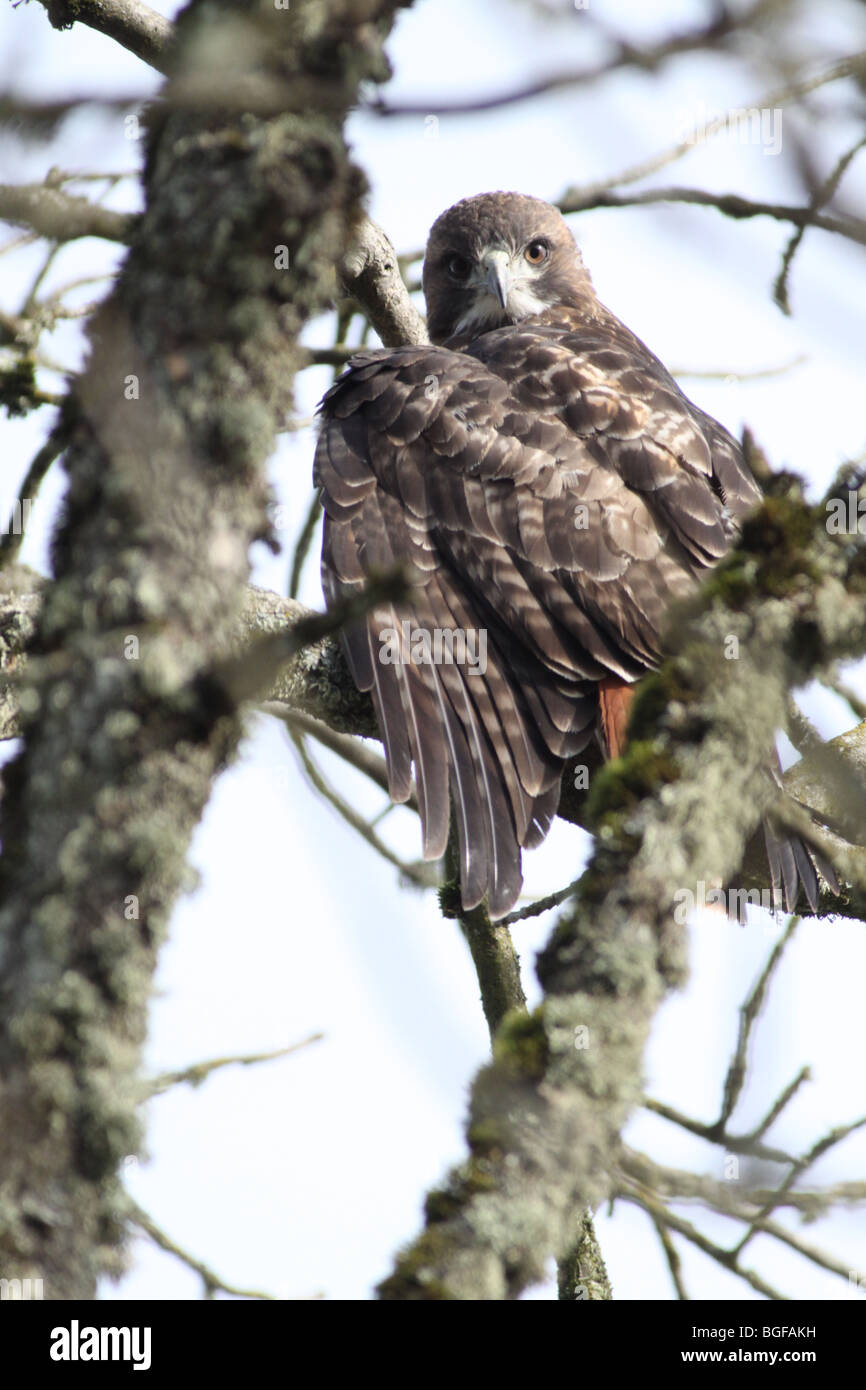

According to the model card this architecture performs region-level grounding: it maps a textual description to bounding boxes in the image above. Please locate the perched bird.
[314,191,835,918]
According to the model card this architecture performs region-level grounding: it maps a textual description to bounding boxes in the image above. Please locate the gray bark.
[378,491,866,1298]
[0,0,408,1300]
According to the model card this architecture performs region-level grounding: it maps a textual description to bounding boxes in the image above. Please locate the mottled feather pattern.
[315,192,835,917]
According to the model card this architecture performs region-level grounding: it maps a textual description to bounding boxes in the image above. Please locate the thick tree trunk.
[0,0,408,1300]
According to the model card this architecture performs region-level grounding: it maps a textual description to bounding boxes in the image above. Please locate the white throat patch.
[454,282,556,336]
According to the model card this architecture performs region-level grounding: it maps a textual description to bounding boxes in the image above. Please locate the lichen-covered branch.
[0,0,408,1301]
[0,181,134,245]
[3,572,864,914]
[375,481,866,1300]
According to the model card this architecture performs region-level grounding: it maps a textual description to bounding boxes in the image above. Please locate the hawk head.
[422,191,595,345]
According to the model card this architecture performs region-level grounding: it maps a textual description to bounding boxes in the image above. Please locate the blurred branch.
[731,1113,866,1259]
[288,491,322,600]
[825,669,866,722]
[299,345,357,369]
[650,1211,689,1300]
[287,725,438,891]
[563,49,866,206]
[645,1096,796,1166]
[669,356,807,382]
[631,905,866,1304]
[35,0,174,74]
[148,1036,324,1096]
[440,817,609,1300]
[376,476,866,1299]
[621,1147,866,1219]
[774,134,866,313]
[622,1189,786,1300]
[129,1203,277,1300]
[0,0,409,1300]
[562,184,866,247]
[368,0,782,117]
[204,568,409,708]
[1,571,864,914]
[0,181,134,244]
[264,704,420,817]
[718,915,800,1130]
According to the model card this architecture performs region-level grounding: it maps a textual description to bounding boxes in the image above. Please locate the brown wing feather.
[314,310,772,917]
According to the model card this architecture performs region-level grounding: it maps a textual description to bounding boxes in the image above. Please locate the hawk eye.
[445,254,471,281]
[524,239,549,265]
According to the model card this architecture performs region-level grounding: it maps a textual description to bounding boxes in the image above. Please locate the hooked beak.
[482,249,512,309]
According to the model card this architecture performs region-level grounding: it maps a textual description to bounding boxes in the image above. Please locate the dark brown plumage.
[314,192,835,918]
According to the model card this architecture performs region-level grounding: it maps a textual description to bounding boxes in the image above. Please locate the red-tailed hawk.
[314,192,835,918]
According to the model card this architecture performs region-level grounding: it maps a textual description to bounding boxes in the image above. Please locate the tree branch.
[367,0,784,118]
[0,181,134,244]
[561,185,866,248]
[560,49,866,208]
[339,217,428,348]
[2,572,864,915]
[375,479,866,1299]
[37,0,174,74]
[0,0,409,1301]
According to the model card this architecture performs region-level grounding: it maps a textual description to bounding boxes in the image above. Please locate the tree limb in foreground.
[0,0,408,1302]
[375,482,866,1299]
[2,572,863,917]
[36,0,174,74]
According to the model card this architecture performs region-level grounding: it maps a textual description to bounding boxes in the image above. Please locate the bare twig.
[651,1212,690,1301]
[644,1097,796,1166]
[717,917,800,1131]
[623,1188,786,1300]
[498,876,582,926]
[563,185,866,247]
[751,1066,812,1142]
[774,135,866,313]
[732,1114,866,1257]
[261,704,418,813]
[288,491,322,600]
[288,730,438,892]
[562,51,866,207]
[129,1203,278,1299]
[368,0,783,118]
[620,1147,866,1220]
[148,1036,324,1096]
